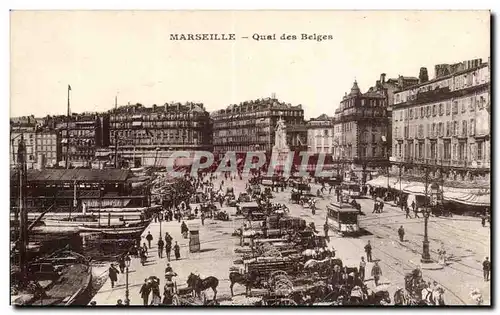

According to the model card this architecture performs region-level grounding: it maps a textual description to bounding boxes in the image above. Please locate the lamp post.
[124,254,131,305]
[421,165,437,264]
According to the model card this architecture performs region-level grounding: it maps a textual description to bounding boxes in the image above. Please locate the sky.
[10,10,490,119]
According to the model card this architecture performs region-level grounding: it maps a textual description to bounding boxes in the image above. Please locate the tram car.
[326,201,360,236]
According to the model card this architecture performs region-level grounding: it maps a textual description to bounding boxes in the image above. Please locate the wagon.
[164,281,208,306]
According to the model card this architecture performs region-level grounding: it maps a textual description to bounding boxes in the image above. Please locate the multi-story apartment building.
[10,129,60,169]
[332,81,391,169]
[109,102,211,167]
[391,58,490,181]
[211,98,305,156]
[55,113,109,168]
[306,114,335,154]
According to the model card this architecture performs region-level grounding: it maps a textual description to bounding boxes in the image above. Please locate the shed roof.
[15,169,131,183]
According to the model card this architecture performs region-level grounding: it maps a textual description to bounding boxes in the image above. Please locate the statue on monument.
[273,117,289,152]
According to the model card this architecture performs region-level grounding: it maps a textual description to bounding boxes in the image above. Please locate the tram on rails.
[326,201,360,236]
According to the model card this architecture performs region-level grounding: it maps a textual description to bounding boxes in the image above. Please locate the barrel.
[189,230,200,253]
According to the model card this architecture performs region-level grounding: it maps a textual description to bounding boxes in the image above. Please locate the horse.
[304,257,335,273]
[367,289,391,305]
[228,270,260,296]
[431,289,445,305]
[187,273,219,302]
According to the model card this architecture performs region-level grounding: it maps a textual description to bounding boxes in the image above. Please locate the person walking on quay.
[364,241,373,262]
[359,256,366,282]
[174,241,181,260]
[371,261,382,287]
[118,254,126,273]
[108,263,120,289]
[405,205,412,219]
[372,201,378,214]
[157,237,165,259]
[146,231,153,249]
[139,278,151,306]
[483,257,490,282]
[201,212,205,226]
[481,215,486,227]
[398,226,405,242]
[323,221,330,242]
[165,240,172,262]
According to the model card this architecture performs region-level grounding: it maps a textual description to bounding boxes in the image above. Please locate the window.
[420,107,424,118]
[469,97,474,112]
[432,105,437,116]
[439,103,444,116]
[431,123,436,137]
[324,129,329,137]
[452,101,458,114]
[409,109,413,119]
[470,119,475,136]
[462,120,468,136]
[418,143,424,158]
[477,141,483,160]
[444,141,451,160]
[454,121,458,136]
[372,147,376,157]
[446,122,450,137]
[426,106,431,117]
[459,143,466,160]
[461,100,466,113]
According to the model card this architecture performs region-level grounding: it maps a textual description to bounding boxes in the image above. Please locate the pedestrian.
[157,237,165,259]
[481,215,486,227]
[139,278,151,305]
[323,221,330,242]
[118,254,126,273]
[201,212,205,225]
[165,241,172,262]
[398,226,405,242]
[379,201,385,213]
[405,206,411,219]
[483,257,490,282]
[146,231,153,249]
[108,263,119,288]
[359,256,366,282]
[372,201,378,214]
[371,261,382,287]
[364,241,373,262]
[174,241,181,260]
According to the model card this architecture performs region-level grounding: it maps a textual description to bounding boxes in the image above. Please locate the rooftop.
[11,169,131,183]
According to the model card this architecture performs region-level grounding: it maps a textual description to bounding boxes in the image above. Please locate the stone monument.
[271,117,290,169]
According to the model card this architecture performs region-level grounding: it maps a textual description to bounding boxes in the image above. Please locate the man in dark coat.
[483,257,490,281]
[157,237,165,259]
[146,231,153,249]
[118,255,126,273]
[364,241,373,262]
[139,278,151,305]
[174,241,181,260]
[108,264,120,288]
[398,226,405,242]
[371,261,382,287]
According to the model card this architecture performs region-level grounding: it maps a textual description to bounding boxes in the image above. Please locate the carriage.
[238,192,252,203]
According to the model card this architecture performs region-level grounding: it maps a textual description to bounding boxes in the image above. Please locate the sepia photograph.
[9,10,491,306]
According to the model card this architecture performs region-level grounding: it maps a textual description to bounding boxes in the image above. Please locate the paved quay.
[90,174,491,305]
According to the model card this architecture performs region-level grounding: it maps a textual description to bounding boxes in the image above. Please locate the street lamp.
[124,254,131,305]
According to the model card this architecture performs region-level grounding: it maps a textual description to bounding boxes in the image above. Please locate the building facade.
[11,129,60,169]
[391,58,490,181]
[56,113,109,168]
[332,81,391,170]
[109,103,211,167]
[306,114,335,154]
[211,98,305,155]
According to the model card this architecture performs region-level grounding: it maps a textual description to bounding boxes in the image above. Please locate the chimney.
[165,103,169,112]
[419,67,429,84]
[380,73,386,84]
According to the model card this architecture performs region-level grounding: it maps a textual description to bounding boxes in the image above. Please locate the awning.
[402,183,426,196]
[366,176,398,188]
[446,192,490,207]
[132,121,142,127]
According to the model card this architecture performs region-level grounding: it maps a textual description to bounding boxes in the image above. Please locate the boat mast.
[114,95,118,169]
[17,134,28,283]
[66,85,71,169]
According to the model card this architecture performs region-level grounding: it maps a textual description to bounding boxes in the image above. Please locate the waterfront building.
[391,58,490,182]
[109,102,211,167]
[211,98,305,157]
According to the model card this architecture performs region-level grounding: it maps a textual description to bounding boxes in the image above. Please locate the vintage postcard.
[9,10,491,306]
